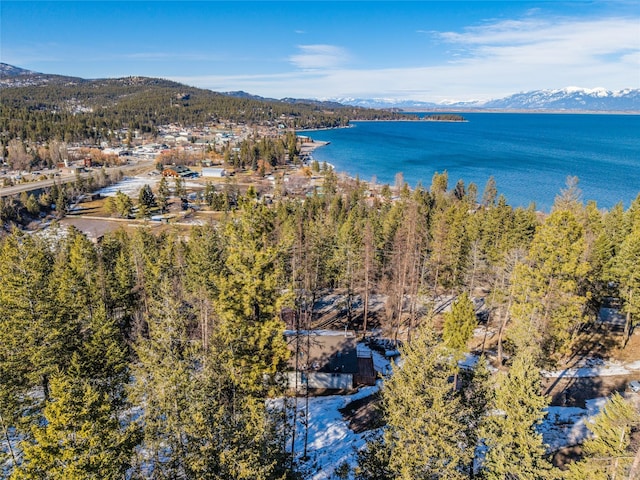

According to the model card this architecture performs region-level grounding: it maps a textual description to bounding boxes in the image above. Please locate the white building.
[201,167,226,178]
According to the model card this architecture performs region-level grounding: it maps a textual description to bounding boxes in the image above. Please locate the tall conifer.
[381,323,471,479]
[565,393,640,480]
[12,360,139,480]
[480,353,552,479]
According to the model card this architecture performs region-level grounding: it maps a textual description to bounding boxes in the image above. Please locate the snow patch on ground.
[541,406,591,451]
[285,384,607,479]
[459,353,498,373]
[585,397,609,416]
[540,397,609,452]
[96,176,159,197]
[459,352,480,370]
[542,359,640,378]
[286,384,381,480]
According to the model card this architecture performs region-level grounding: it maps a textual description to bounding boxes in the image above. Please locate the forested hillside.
[2,169,639,478]
[0,75,413,144]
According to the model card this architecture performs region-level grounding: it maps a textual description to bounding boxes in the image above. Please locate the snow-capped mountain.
[0,64,35,77]
[0,62,85,88]
[328,88,640,112]
[482,87,640,111]
[324,97,439,110]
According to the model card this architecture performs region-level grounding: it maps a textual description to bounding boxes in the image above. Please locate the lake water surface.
[304,113,640,211]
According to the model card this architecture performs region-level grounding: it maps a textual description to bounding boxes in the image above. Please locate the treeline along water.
[305,113,640,212]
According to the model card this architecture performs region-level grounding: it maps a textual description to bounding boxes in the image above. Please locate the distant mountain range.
[325,87,640,112]
[222,90,348,109]
[2,63,638,112]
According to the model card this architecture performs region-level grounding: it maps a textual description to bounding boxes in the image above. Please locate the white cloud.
[288,44,350,70]
[434,16,640,71]
[175,15,640,102]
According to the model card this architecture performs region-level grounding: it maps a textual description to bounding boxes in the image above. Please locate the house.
[162,165,198,178]
[285,330,376,391]
[201,167,226,178]
[59,219,112,244]
[597,297,626,330]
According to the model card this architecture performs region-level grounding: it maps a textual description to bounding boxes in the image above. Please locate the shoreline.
[298,139,330,157]
[296,125,353,133]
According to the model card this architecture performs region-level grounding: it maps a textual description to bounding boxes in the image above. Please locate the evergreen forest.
[2,167,640,479]
[0,77,412,145]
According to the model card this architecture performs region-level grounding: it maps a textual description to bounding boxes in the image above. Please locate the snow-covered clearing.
[540,397,608,452]
[286,384,381,480]
[97,176,160,197]
[281,386,606,480]
[96,175,203,198]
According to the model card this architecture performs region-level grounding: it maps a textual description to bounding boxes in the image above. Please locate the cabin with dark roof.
[285,330,376,391]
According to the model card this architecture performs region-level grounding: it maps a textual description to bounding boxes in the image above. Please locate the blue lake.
[304,113,640,212]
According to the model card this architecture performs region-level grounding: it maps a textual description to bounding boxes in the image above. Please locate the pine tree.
[184,223,224,351]
[565,393,640,480]
[25,193,40,216]
[208,205,293,477]
[79,302,129,403]
[477,195,517,266]
[612,226,640,347]
[0,231,79,408]
[459,355,493,476]
[333,209,364,328]
[430,170,449,199]
[113,190,133,218]
[443,292,478,389]
[173,176,186,198]
[381,323,472,479]
[0,232,52,429]
[429,202,470,291]
[480,352,553,480]
[171,343,294,480]
[157,176,170,212]
[482,176,498,207]
[137,184,156,218]
[215,204,290,397]
[128,227,163,317]
[129,277,199,478]
[12,362,139,480]
[443,292,477,357]
[509,209,590,358]
[54,227,100,317]
[55,187,67,217]
[99,234,136,331]
[355,434,393,480]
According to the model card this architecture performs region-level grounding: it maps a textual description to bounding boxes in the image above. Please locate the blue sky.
[2,1,638,102]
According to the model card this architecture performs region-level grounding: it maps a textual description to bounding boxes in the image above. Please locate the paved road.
[0,160,155,198]
[0,174,77,197]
